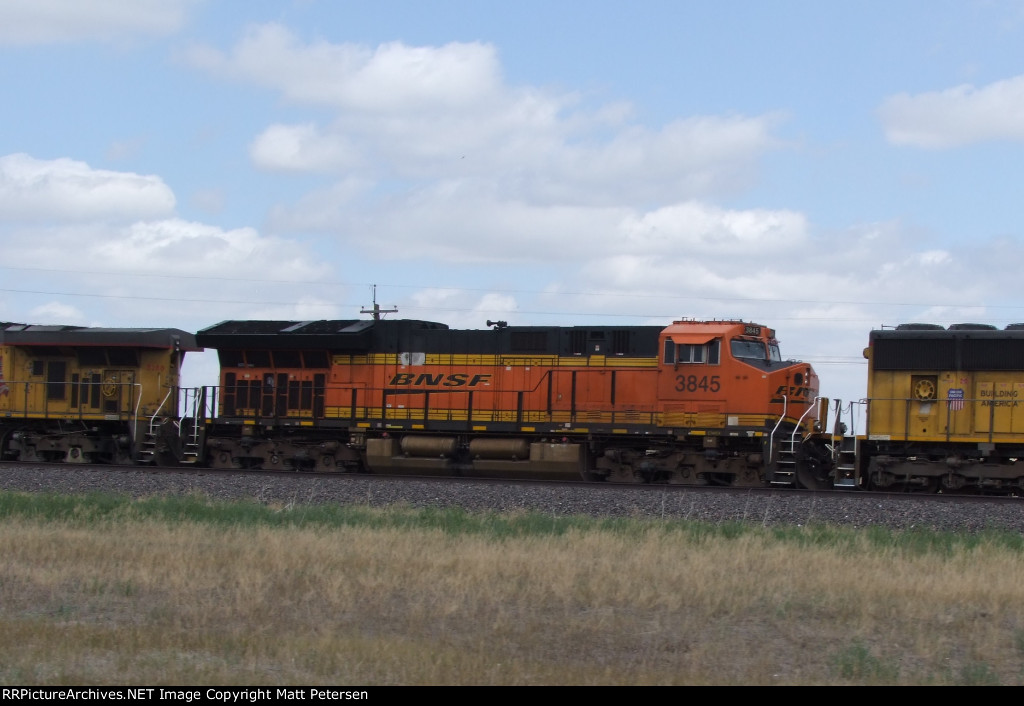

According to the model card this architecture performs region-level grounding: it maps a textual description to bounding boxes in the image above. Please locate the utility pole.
[361,284,398,320]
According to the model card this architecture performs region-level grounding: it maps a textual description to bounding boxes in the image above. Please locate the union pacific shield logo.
[948,388,964,411]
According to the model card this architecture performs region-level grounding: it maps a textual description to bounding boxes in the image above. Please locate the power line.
[0,288,998,324]
[2,265,1023,312]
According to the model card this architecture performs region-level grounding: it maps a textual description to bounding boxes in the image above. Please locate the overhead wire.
[1,265,1021,318]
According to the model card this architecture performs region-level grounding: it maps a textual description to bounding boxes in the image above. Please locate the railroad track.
[2,461,1023,534]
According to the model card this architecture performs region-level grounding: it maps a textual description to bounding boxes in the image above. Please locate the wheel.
[0,428,16,461]
[795,457,832,490]
[795,443,834,490]
[905,477,940,493]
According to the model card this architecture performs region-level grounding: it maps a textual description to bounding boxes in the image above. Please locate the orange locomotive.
[195,317,834,487]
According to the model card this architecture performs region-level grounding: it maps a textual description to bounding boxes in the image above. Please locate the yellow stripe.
[329,354,658,367]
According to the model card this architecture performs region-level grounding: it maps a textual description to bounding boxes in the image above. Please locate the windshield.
[731,340,765,360]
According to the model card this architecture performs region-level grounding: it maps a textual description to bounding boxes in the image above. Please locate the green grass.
[3,489,1024,684]
[3,489,1023,554]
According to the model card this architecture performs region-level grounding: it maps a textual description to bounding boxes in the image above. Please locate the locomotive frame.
[193,317,830,488]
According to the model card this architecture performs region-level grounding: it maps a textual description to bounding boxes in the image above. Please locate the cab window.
[664,339,720,365]
[731,339,766,360]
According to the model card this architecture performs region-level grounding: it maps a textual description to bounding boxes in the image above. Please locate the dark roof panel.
[195,319,450,352]
[870,325,1024,371]
[0,323,200,350]
[194,319,663,357]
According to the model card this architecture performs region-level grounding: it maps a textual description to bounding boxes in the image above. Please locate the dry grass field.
[1,490,1023,685]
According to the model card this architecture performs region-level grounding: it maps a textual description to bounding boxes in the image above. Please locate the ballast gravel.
[1,464,1022,533]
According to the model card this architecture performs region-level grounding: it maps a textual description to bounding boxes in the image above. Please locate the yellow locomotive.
[0,323,201,464]
[857,323,1024,492]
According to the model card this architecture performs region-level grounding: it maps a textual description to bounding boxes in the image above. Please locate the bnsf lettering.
[771,385,811,403]
[389,373,492,387]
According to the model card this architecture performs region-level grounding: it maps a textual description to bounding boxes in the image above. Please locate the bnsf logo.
[770,385,811,403]
[389,373,492,387]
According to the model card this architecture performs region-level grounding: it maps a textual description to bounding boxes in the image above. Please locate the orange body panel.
[197,317,826,484]
[211,319,819,434]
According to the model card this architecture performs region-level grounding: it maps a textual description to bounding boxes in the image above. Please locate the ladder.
[177,387,204,464]
[833,435,859,489]
[770,436,799,486]
[137,412,169,465]
[136,387,204,465]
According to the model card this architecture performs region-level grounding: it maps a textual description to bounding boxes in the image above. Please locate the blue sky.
[3,0,1024,415]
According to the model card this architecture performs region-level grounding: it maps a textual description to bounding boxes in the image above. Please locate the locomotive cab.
[656,319,819,425]
[610,319,829,488]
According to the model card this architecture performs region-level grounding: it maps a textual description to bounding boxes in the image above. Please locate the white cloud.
[270,184,805,276]
[0,154,338,330]
[547,115,782,203]
[0,0,195,45]
[879,75,1024,148]
[28,301,85,324]
[190,24,779,203]
[185,24,503,110]
[253,104,776,203]
[264,177,376,232]
[250,124,363,173]
[2,218,332,299]
[244,296,343,322]
[0,153,175,222]
[618,202,807,255]
[917,250,952,266]
[90,219,332,282]
[190,187,225,215]
[403,289,519,329]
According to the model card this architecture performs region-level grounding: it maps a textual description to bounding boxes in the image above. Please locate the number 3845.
[675,375,721,393]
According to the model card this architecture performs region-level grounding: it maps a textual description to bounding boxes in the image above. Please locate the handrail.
[768,394,788,463]
[142,386,176,458]
[131,383,143,446]
[790,395,821,450]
